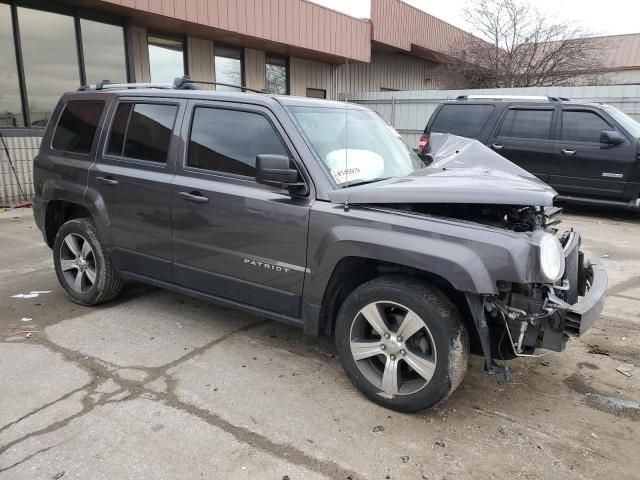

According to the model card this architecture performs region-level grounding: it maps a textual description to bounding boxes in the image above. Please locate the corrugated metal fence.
[0,133,42,206]
[348,85,640,147]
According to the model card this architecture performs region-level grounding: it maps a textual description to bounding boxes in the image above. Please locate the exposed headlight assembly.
[535,232,565,283]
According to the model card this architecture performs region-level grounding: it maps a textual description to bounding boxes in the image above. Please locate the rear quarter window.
[429,104,494,138]
[51,100,105,154]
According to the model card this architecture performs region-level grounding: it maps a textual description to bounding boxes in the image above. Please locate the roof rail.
[78,80,176,91]
[78,76,265,93]
[455,94,570,102]
[173,76,266,93]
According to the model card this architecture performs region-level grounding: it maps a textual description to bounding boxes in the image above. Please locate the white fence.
[348,85,640,147]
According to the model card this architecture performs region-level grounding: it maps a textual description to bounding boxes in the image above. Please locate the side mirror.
[600,130,625,146]
[255,154,306,193]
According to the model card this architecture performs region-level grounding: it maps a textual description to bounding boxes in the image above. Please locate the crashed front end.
[484,229,607,358]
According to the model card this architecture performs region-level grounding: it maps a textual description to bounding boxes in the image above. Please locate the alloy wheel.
[59,233,97,293]
[349,301,437,396]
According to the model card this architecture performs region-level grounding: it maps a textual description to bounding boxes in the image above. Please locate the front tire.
[53,218,123,305]
[335,276,469,412]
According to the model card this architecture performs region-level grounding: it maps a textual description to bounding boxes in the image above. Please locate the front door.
[170,101,312,317]
[487,106,556,182]
[551,108,636,198]
[88,99,183,281]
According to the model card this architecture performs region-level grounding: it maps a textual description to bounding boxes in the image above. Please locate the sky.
[312,0,640,37]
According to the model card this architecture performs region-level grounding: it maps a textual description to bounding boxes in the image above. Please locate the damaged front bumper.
[477,232,607,363]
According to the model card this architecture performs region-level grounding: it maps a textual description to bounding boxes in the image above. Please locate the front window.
[601,105,640,138]
[291,106,424,186]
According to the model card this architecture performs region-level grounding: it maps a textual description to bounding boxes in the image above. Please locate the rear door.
[551,107,636,198]
[170,100,313,317]
[87,98,183,281]
[487,105,556,182]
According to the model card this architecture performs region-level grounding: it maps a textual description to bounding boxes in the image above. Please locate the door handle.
[96,176,119,186]
[491,143,504,151]
[561,149,576,156]
[179,191,209,203]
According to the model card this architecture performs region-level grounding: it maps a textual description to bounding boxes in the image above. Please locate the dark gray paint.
[33,89,605,343]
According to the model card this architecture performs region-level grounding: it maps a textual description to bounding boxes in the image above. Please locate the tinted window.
[106,103,133,156]
[52,101,104,154]
[188,108,288,176]
[430,104,494,138]
[561,111,613,143]
[122,104,178,162]
[498,109,553,139]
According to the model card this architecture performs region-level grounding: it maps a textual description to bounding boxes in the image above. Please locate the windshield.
[290,106,425,186]
[601,105,640,138]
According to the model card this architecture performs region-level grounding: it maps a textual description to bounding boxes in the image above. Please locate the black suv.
[32,80,606,412]
[420,95,640,209]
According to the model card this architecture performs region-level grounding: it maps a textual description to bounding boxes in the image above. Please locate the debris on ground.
[434,440,446,447]
[401,455,410,463]
[616,363,634,377]
[373,425,385,432]
[52,471,65,479]
[591,432,599,439]
[587,346,610,356]
[20,317,32,322]
[601,253,610,259]
[541,360,551,367]
[498,425,507,435]
[11,290,51,299]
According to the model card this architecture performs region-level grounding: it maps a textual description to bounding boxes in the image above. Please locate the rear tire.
[335,275,469,412]
[53,218,123,305]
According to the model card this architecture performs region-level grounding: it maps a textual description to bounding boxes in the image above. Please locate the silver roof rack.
[78,76,265,93]
[455,94,570,102]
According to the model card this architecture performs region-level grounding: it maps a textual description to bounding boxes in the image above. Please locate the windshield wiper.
[344,177,391,188]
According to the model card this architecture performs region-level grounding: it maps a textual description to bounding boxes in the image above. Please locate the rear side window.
[52,100,105,154]
[187,107,288,177]
[498,109,553,139]
[561,111,612,143]
[429,104,494,138]
[106,102,178,163]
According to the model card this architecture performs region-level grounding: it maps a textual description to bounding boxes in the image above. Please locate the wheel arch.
[315,256,481,355]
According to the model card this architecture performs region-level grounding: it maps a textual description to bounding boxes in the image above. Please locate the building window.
[265,55,288,95]
[188,107,288,177]
[148,35,185,83]
[81,19,127,84]
[18,7,81,128]
[0,3,22,127]
[214,46,243,91]
[0,3,128,129]
[306,88,326,99]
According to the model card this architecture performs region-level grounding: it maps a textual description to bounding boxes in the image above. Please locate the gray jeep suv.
[32,79,607,412]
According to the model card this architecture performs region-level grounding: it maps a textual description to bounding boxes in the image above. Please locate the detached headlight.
[536,232,565,283]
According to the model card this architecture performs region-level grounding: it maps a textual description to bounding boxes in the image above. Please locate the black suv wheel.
[53,218,123,305]
[335,276,469,412]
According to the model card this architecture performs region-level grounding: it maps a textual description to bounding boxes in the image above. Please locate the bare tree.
[446,0,605,88]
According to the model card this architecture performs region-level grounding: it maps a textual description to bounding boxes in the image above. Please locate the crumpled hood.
[328,133,557,206]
